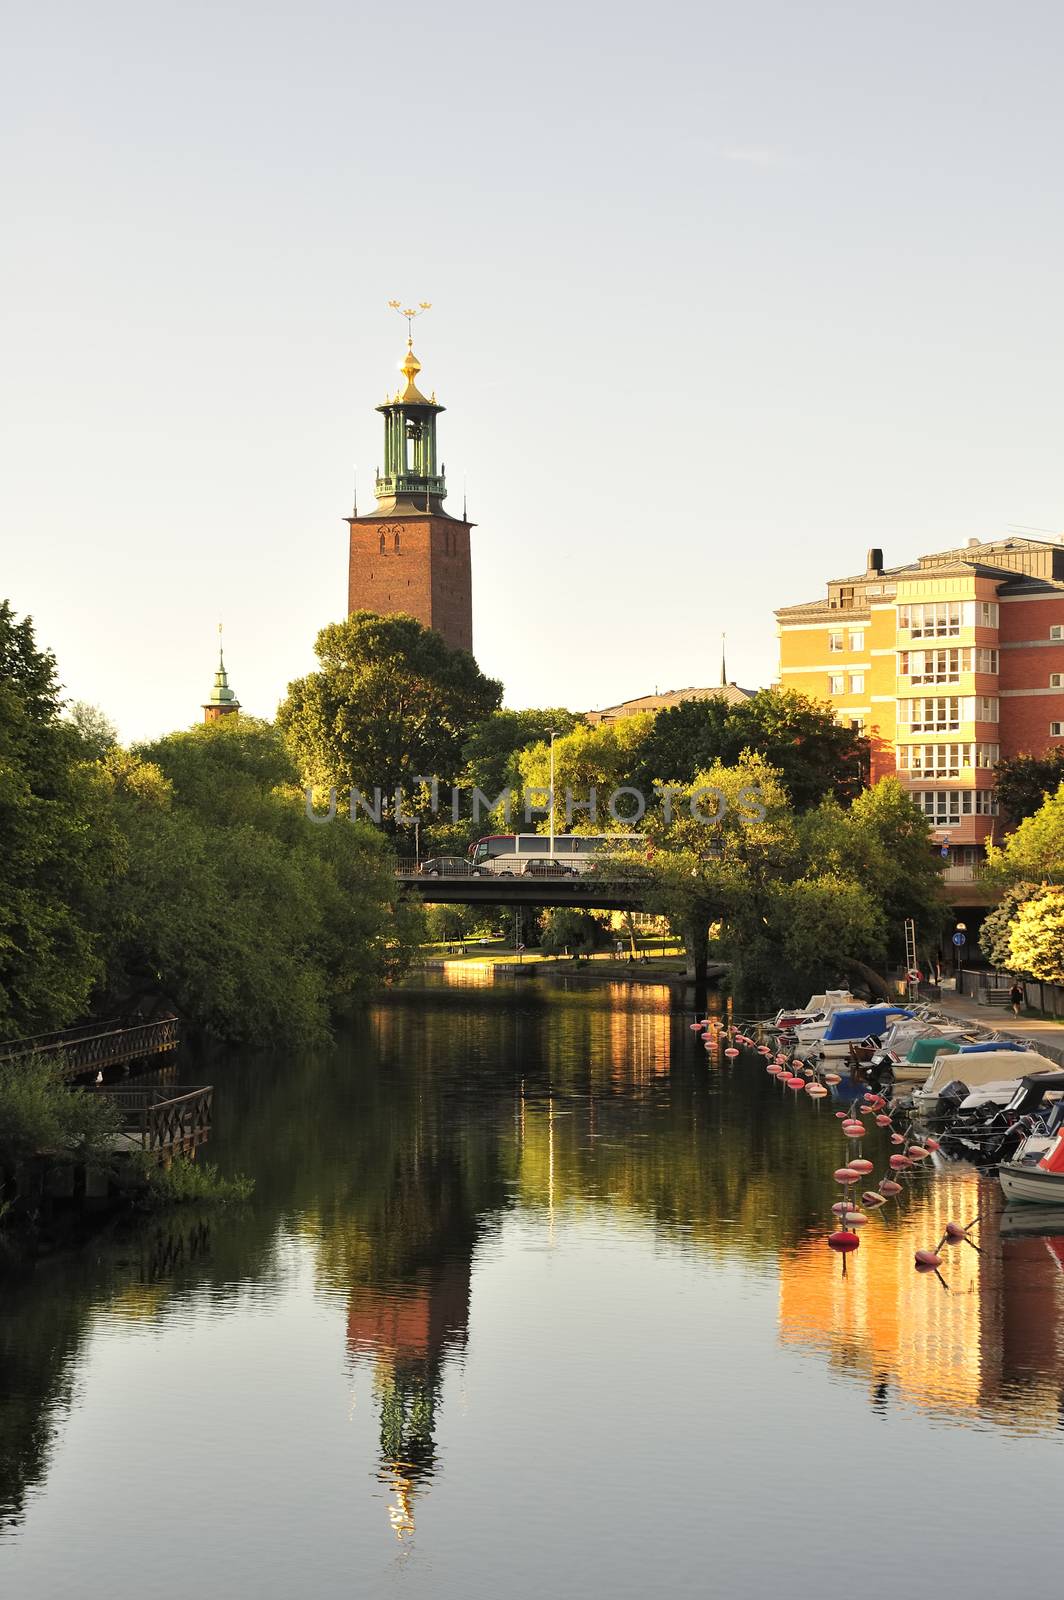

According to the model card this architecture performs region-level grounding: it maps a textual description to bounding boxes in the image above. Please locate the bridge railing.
[88,1084,213,1155]
[0,1016,181,1078]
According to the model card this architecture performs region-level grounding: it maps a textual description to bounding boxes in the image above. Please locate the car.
[419,857,480,877]
[524,858,575,879]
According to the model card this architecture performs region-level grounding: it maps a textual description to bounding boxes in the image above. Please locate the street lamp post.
[548,730,556,857]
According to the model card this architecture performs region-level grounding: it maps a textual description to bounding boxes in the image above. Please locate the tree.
[993,750,1064,825]
[980,882,1039,969]
[1008,888,1064,984]
[462,708,582,799]
[539,909,609,958]
[64,701,118,760]
[516,716,655,834]
[984,783,1064,885]
[0,603,112,1036]
[799,778,945,959]
[634,688,868,810]
[277,613,502,831]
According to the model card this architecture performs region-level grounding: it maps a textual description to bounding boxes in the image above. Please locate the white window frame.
[828,674,845,694]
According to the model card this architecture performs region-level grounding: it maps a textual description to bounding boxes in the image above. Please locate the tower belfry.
[345,305,474,653]
[203,624,240,723]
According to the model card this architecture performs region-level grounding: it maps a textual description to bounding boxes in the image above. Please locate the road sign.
[952,931,967,948]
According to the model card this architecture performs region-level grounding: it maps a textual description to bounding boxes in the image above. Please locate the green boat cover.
[906,1036,962,1065]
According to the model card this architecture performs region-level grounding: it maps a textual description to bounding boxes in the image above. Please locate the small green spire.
[203,624,240,718]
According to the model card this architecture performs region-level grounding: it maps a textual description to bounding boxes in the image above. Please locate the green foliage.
[985,783,1064,885]
[90,722,415,1044]
[979,882,1039,969]
[517,716,655,833]
[0,603,117,1037]
[463,707,582,799]
[993,750,1064,825]
[634,688,868,810]
[277,612,502,824]
[539,908,610,957]
[0,1057,120,1171]
[64,702,118,760]
[1007,887,1064,983]
[133,1155,255,1207]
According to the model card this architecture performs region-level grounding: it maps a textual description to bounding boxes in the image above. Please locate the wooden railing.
[91,1084,213,1157]
[0,1016,180,1079]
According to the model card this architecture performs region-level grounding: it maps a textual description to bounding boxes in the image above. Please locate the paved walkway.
[935,991,1064,1064]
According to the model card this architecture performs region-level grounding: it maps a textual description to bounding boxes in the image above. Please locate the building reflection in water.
[778,1167,1064,1434]
[347,1256,471,1537]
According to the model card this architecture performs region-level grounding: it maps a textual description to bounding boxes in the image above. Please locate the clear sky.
[3,0,1063,741]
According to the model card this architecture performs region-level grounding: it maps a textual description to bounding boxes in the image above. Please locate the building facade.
[776,536,1064,859]
[346,334,473,653]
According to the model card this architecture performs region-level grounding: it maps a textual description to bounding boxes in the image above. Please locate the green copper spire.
[203,625,240,720]
[374,305,447,513]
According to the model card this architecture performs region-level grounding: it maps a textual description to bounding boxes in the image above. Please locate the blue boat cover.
[956,1041,1027,1053]
[821,1007,912,1043]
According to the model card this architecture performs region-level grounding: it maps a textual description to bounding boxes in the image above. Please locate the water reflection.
[779,1165,1064,1434]
[2,977,1064,1579]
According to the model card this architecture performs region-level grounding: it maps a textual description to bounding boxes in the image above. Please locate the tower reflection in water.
[778,1167,1064,1434]
[347,1256,471,1537]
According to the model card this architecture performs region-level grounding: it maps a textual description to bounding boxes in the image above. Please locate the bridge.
[395,872,648,912]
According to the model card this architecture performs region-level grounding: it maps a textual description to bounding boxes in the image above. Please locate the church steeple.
[203,625,240,723]
[374,305,447,513]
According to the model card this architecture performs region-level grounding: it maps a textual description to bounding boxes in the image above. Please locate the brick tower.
[346,319,473,653]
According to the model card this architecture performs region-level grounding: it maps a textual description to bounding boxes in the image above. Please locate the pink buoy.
[880,1179,902,1195]
[925,1138,941,1152]
[844,1211,869,1226]
[786,1076,805,1090]
[914,1249,942,1269]
[944,1221,966,1240]
[824,1073,842,1085]
[862,1191,887,1207]
[828,1230,860,1253]
[806,1084,828,1097]
[834,1167,859,1184]
[835,1111,849,1120]
[908,1146,929,1160]
[890,1133,904,1145]
[843,1121,865,1135]
[724,1047,740,1058]
[831,1201,851,1216]
[889,1154,912,1170]
[875,1114,893,1127]
[850,1158,874,1175]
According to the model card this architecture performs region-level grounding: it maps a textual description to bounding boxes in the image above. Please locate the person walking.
[1009,981,1024,1017]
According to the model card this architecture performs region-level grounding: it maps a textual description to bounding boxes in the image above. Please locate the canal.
[1,975,1062,1599]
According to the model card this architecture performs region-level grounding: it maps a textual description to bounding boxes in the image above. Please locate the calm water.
[2,976,1063,1600]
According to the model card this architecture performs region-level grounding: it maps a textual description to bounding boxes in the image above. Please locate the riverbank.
[935,992,1064,1065]
[416,948,723,984]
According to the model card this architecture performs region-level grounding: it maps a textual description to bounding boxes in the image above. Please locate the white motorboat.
[912,1048,1052,1111]
[999,1119,1064,1204]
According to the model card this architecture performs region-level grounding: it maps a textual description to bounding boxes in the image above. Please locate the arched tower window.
[379,532,386,554]
[394,530,401,552]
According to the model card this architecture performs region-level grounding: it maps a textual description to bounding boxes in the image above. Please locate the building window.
[1051,674,1063,689]
[829,631,844,652]
[394,531,401,551]
[899,696,960,733]
[850,673,865,693]
[979,602,999,626]
[1052,723,1064,737]
[849,718,864,732]
[848,631,864,651]
[379,532,386,553]
[1052,626,1064,641]
[828,674,845,695]
[974,696,999,722]
[899,602,962,639]
[975,648,999,673]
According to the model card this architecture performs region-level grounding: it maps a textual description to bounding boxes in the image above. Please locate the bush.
[0,1057,119,1172]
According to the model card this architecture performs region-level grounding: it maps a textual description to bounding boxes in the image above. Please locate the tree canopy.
[0,604,114,1037]
[277,612,502,826]
[993,750,1064,826]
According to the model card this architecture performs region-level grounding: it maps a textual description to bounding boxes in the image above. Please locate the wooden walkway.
[0,1016,180,1080]
[91,1084,214,1160]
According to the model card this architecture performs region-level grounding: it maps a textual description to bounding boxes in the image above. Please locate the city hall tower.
[346,309,473,652]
